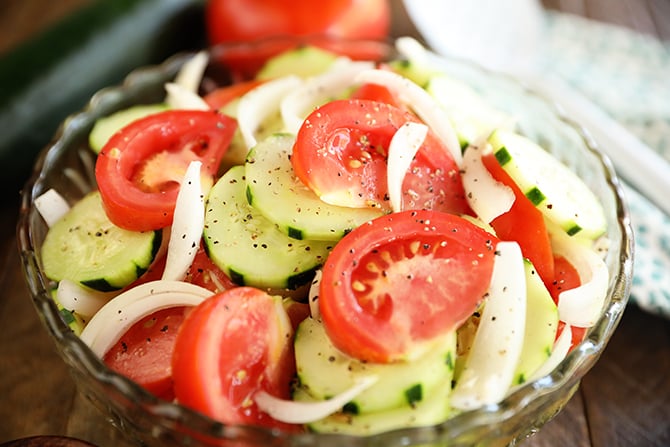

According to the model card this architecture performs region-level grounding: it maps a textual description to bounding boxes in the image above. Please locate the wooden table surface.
[1,1,669,446]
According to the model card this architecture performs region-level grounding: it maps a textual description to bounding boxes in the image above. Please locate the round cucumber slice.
[41,191,161,292]
[204,165,333,290]
[488,129,607,238]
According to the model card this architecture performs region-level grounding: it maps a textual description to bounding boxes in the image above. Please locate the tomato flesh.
[482,152,555,286]
[319,210,497,363]
[184,243,238,293]
[171,287,298,430]
[292,99,470,214]
[96,110,236,231]
[104,306,189,401]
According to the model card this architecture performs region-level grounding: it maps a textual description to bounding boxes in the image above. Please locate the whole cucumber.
[0,0,206,196]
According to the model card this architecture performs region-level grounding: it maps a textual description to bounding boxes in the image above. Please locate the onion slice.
[80,280,212,357]
[237,75,302,151]
[387,122,427,212]
[161,161,205,282]
[171,51,208,94]
[551,229,609,328]
[57,279,117,318]
[461,143,515,223]
[281,59,374,134]
[529,324,572,382]
[164,82,209,111]
[34,188,70,227]
[354,68,462,166]
[451,241,527,410]
[254,375,378,424]
[308,269,322,321]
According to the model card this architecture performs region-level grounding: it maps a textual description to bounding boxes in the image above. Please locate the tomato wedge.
[104,306,189,401]
[203,79,265,110]
[171,287,299,430]
[481,152,555,286]
[184,243,238,293]
[319,210,497,363]
[96,110,236,231]
[292,99,470,214]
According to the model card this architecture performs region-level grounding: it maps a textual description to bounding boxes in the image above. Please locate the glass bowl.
[17,37,634,447]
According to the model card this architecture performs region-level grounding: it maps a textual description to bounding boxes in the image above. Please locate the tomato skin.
[292,99,470,214]
[95,110,236,231]
[481,152,555,286]
[206,0,390,45]
[203,79,265,110]
[104,306,190,401]
[319,210,497,363]
[548,255,581,304]
[184,243,238,293]
[171,287,299,431]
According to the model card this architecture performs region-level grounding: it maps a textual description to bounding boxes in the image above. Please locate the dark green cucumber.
[40,190,161,291]
[0,0,206,194]
[204,165,333,290]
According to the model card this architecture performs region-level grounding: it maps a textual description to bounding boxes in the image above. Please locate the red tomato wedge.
[481,152,555,286]
[548,255,581,304]
[319,210,498,363]
[96,110,236,231]
[184,243,238,293]
[292,99,470,214]
[203,79,265,110]
[171,287,299,430]
[104,306,189,401]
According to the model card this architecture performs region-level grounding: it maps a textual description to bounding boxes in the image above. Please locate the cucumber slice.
[256,45,338,80]
[244,133,383,241]
[513,259,559,385]
[88,103,168,153]
[204,165,333,290]
[488,129,607,238]
[295,375,454,435]
[294,318,456,415]
[41,191,161,292]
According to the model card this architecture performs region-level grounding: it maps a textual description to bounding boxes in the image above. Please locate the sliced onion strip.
[461,143,515,223]
[57,279,117,318]
[254,375,378,424]
[173,51,208,95]
[161,161,205,281]
[281,59,374,134]
[34,188,70,227]
[354,68,462,166]
[308,269,322,320]
[80,280,213,357]
[551,230,609,328]
[164,82,209,111]
[237,75,302,150]
[451,241,527,410]
[529,324,572,382]
[387,122,427,212]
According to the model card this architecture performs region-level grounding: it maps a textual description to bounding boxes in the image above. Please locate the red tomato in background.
[319,210,498,363]
[104,306,190,401]
[206,0,390,45]
[171,287,299,430]
[292,99,471,215]
[206,0,391,78]
[95,110,236,232]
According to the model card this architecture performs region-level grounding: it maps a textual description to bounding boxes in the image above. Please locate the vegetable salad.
[35,37,610,435]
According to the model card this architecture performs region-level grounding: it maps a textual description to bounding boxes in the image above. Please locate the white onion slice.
[354,68,462,166]
[395,36,430,66]
[387,122,427,212]
[451,241,527,410]
[34,188,70,227]
[551,230,609,328]
[164,82,209,111]
[461,143,515,223]
[528,324,572,382]
[80,280,212,357]
[57,279,117,318]
[161,161,205,282]
[281,59,374,134]
[237,75,302,150]
[308,269,322,321]
[254,375,378,424]
[173,51,209,95]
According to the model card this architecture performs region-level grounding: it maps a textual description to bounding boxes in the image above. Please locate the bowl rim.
[16,38,634,445]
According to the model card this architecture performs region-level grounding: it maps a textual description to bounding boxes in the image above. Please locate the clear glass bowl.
[17,38,634,447]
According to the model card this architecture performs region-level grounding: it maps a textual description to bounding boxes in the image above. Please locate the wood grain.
[1,1,669,446]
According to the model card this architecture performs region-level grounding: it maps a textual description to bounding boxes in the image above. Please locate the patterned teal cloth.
[540,12,670,318]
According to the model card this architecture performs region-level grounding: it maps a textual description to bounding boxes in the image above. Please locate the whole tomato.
[205,0,391,45]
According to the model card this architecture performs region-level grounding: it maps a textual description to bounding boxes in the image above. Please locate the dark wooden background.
[1,1,669,446]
